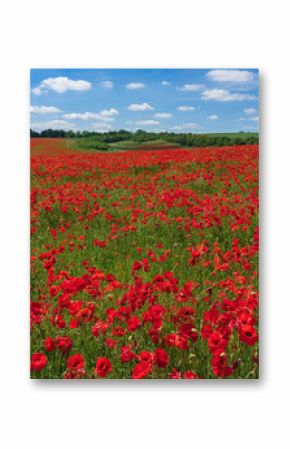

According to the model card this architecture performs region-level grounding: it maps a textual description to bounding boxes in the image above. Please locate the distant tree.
[65,130,76,138]
[30,129,40,137]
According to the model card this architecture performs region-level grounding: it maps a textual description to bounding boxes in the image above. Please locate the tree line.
[30,128,259,148]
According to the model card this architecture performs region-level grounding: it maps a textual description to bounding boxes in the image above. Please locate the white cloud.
[207,114,219,120]
[236,109,259,123]
[234,117,245,122]
[135,120,160,126]
[31,120,73,130]
[202,89,257,102]
[177,84,203,91]
[34,77,91,94]
[63,112,100,121]
[100,80,113,89]
[30,105,61,114]
[242,125,258,131]
[250,116,259,122]
[92,123,113,131]
[177,106,195,111]
[244,108,257,115]
[171,123,201,130]
[161,81,171,86]
[154,113,172,119]
[63,108,119,122]
[126,82,145,90]
[128,102,154,111]
[31,87,42,96]
[99,108,119,118]
[206,69,255,83]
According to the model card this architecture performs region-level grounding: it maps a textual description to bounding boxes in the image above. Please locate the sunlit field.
[30,138,258,379]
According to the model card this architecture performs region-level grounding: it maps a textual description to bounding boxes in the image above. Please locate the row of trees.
[30,129,132,140]
[30,128,259,147]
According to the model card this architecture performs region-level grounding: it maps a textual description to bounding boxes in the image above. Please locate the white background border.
[1,1,289,448]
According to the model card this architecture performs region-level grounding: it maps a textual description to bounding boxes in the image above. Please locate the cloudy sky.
[30,68,259,133]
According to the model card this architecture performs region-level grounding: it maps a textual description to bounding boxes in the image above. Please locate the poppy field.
[30,138,259,379]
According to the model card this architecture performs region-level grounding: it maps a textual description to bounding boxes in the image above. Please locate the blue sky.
[30,69,259,133]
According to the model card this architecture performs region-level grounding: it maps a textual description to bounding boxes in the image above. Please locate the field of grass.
[30,138,259,379]
[67,138,184,152]
[109,139,183,151]
[65,132,258,153]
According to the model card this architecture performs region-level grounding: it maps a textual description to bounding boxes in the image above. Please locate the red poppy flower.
[201,323,213,339]
[183,370,199,379]
[69,318,79,328]
[127,316,141,332]
[112,327,126,337]
[66,353,85,372]
[56,336,73,354]
[43,337,56,352]
[105,338,117,348]
[208,331,227,353]
[120,345,136,363]
[168,368,182,379]
[212,352,236,378]
[95,357,112,378]
[179,323,198,342]
[91,320,110,337]
[132,361,153,379]
[154,348,169,368]
[238,324,258,346]
[31,353,47,372]
[139,351,153,363]
[76,307,93,323]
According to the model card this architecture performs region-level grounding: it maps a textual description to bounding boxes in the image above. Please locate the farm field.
[30,138,259,379]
